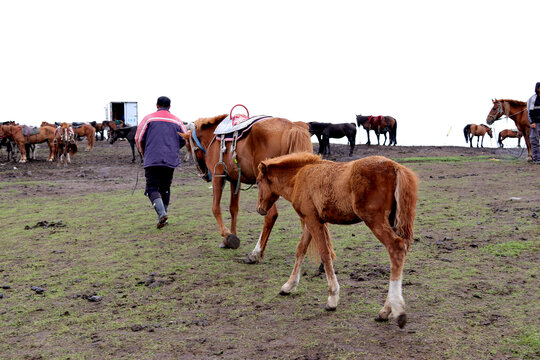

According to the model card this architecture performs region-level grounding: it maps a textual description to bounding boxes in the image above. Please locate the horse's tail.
[286,123,313,154]
[393,164,419,251]
[306,223,337,262]
[463,124,471,143]
[498,132,503,147]
[391,119,397,145]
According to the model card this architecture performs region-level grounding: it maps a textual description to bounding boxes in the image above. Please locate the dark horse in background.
[109,126,141,163]
[90,121,107,141]
[308,122,356,156]
[356,115,397,146]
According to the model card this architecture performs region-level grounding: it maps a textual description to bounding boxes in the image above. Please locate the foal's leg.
[245,203,278,263]
[303,221,340,310]
[364,219,408,328]
[280,222,312,294]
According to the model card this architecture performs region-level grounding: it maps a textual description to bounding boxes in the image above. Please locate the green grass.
[0,155,539,359]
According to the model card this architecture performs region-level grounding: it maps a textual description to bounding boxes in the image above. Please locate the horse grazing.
[54,123,77,166]
[71,124,96,151]
[109,126,141,163]
[356,115,397,146]
[487,99,532,161]
[0,124,55,162]
[308,122,356,156]
[498,129,522,148]
[463,124,493,148]
[256,152,418,327]
[180,114,313,261]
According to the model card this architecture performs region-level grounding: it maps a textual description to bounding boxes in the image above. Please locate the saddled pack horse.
[0,124,55,162]
[308,122,356,156]
[498,129,522,148]
[487,99,531,161]
[180,114,313,262]
[463,124,493,148]
[71,123,96,151]
[53,122,77,166]
[356,115,397,146]
[109,126,141,163]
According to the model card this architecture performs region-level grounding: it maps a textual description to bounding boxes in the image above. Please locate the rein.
[189,128,213,181]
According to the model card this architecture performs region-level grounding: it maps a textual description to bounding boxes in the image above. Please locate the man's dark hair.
[157,96,171,108]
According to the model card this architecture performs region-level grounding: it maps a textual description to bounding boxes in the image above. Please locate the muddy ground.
[0,138,538,359]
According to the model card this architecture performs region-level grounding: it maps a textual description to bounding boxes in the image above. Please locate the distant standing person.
[135,96,188,228]
[527,82,540,164]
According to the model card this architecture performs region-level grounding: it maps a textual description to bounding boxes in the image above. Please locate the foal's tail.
[394,164,419,251]
[497,132,503,147]
[287,123,313,154]
[463,124,471,144]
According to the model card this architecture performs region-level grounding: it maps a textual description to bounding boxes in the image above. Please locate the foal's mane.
[195,114,228,129]
[264,152,322,171]
[496,99,526,106]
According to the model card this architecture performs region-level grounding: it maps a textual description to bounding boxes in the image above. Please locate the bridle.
[488,100,526,122]
[188,127,213,182]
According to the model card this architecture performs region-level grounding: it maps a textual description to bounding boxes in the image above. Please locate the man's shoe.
[152,198,168,229]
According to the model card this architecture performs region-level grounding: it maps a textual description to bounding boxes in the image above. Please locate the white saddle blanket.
[214,115,270,135]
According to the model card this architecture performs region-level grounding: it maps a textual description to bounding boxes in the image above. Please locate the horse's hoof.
[374,315,389,323]
[279,290,290,296]
[244,253,260,264]
[397,314,407,328]
[325,304,337,312]
[224,234,240,249]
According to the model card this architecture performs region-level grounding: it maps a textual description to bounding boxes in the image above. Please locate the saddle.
[71,122,85,128]
[368,116,384,128]
[22,125,40,137]
[214,115,270,139]
[212,105,271,194]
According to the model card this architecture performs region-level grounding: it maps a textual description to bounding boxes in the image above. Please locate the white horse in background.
[182,121,195,162]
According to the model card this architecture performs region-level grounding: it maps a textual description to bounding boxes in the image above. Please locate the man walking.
[527,82,540,164]
[135,96,187,228]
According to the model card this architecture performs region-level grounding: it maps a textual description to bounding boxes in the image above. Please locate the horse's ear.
[179,131,190,141]
[258,162,267,177]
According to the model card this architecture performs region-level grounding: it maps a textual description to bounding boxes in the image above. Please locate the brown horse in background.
[498,129,522,148]
[72,124,96,151]
[256,152,418,328]
[180,115,313,262]
[463,124,493,148]
[53,123,77,166]
[487,99,531,160]
[356,115,397,146]
[0,124,55,162]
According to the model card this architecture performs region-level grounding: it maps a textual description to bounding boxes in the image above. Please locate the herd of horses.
[0,99,533,328]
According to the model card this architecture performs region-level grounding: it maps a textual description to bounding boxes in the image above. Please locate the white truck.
[105,102,138,127]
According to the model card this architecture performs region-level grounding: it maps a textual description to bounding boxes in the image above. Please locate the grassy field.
[0,149,539,359]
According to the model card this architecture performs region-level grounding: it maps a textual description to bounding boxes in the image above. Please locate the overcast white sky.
[1,0,538,147]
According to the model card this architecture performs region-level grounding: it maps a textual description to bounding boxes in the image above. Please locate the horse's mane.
[195,114,228,129]
[496,99,526,106]
[264,152,322,171]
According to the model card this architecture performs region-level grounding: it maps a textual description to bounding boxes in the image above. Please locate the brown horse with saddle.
[0,124,56,162]
[498,129,522,148]
[356,115,397,146]
[180,112,313,263]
